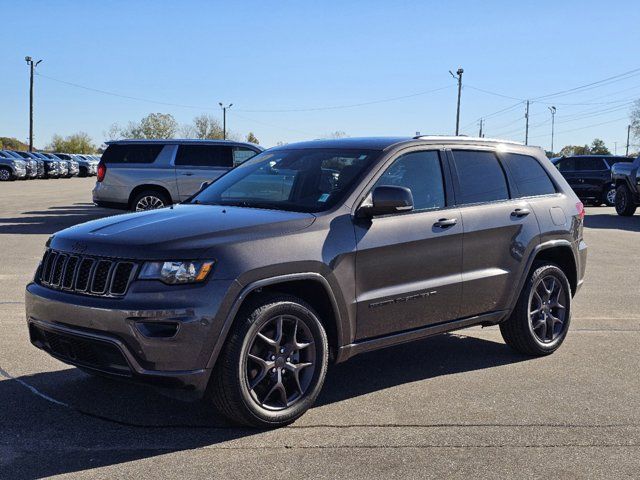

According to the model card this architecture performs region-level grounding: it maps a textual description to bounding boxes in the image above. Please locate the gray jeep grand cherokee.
[26,136,587,427]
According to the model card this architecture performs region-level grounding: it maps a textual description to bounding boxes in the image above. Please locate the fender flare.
[205,272,346,371]
[503,239,577,317]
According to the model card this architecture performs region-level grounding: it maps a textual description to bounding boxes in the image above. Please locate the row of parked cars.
[0,150,100,181]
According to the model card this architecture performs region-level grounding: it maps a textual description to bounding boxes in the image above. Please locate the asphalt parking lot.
[1,178,640,479]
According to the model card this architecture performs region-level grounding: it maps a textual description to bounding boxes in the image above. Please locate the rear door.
[554,158,583,196]
[449,148,540,318]
[174,145,234,200]
[354,148,463,340]
[574,157,609,201]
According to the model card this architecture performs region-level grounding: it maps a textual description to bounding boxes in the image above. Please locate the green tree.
[246,132,259,144]
[117,113,178,139]
[47,132,96,153]
[0,137,29,151]
[559,144,591,156]
[631,99,640,141]
[191,114,224,139]
[590,138,610,155]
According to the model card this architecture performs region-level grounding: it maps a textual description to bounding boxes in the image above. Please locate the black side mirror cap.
[358,185,414,218]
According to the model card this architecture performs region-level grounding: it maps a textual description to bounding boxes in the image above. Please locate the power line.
[36,72,453,114]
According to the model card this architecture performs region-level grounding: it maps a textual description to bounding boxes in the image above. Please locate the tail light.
[576,201,585,220]
[97,162,106,182]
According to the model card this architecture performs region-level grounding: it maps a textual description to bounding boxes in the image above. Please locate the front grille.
[29,323,131,376]
[38,249,137,298]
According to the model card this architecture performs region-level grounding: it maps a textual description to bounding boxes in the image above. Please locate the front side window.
[502,153,556,197]
[101,144,163,164]
[175,145,233,168]
[452,150,509,204]
[372,150,445,211]
[191,148,380,212]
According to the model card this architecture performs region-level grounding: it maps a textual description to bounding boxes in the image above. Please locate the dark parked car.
[54,153,97,177]
[552,155,633,206]
[0,150,28,180]
[31,152,61,178]
[10,151,39,178]
[26,136,586,427]
[611,155,640,216]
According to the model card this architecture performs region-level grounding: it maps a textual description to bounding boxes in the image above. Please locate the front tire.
[615,185,637,216]
[209,294,328,428]
[500,263,571,356]
[0,167,14,181]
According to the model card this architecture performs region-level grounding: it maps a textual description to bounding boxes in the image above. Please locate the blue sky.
[1,0,639,151]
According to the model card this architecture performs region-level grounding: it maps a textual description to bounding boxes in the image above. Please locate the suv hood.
[50,204,316,259]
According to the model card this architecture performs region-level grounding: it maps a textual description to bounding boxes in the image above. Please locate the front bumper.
[26,278,239,395]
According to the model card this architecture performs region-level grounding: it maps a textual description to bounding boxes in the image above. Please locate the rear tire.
[615,185,637,216]
[78,167,88,177]
[604,187,616,206]
[500,263,571,356]
[131,190,170,212]
[208,294,328,428]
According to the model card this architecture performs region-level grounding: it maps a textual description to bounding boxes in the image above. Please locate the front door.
[354,149,463,340]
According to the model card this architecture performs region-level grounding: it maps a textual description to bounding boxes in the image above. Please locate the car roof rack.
[412,135,524,145]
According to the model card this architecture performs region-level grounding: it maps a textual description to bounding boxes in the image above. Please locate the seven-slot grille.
[38,249,137,297]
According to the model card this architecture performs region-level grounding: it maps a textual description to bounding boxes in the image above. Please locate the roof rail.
[412,135,524,145]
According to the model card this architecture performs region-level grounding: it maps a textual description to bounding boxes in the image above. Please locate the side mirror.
[358,185,414,218]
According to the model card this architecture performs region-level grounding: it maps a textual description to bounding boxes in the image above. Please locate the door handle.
[181,172,194,176]
[434,218,457,228]
[511,208,531,217]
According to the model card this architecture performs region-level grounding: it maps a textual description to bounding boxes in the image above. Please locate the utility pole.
[626,124,631,156]
[478,118,484,138]
[548,106,556,153]
[524,100,530,145]
[219,102,233,140]
[25,56,43,152]
[614,142,618,155]
[449,68,464,135]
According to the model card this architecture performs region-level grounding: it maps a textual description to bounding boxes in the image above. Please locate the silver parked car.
[92,139,263,211]
[0,150,28,180]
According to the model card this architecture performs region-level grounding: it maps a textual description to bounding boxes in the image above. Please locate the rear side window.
[451,150,509,204]
[233,147,258,167]
[501,153,556,197]
[576,158,606,171]
[175,145,233,167]
[102,144,163,164]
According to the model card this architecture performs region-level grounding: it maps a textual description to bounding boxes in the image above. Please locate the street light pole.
[219,102,233,140]
[548,106,556,153]
[626,124,631,156]
[25,56,43,152]
[449,68,464,135]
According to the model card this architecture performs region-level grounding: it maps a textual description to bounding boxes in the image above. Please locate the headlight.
[138,260,214,284]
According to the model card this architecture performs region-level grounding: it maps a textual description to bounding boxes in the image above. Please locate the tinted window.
[373,151,445,211]
[502,153,556,197]
[175,145,233,167]
[101,144,162,164]
[576,158,606,171]
[605,157,633,168]
[556,158,575,172]
[0,151,8,159]
[192,149,380,213]
[233,147,258,167]
[452,150,509,204]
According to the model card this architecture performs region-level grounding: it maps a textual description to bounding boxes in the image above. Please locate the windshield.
[190,148,380,212]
